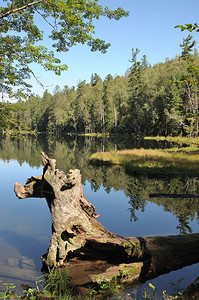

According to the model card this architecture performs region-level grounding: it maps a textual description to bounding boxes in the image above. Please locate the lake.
[0,135,199,298]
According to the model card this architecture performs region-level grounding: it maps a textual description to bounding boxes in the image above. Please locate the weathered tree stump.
[14,152,199,290]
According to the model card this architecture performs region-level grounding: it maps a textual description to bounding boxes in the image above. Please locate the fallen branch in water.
[149,193,199,198]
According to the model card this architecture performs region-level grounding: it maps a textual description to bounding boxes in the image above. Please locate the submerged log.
[150,193,199,198]
[14,152,199,289]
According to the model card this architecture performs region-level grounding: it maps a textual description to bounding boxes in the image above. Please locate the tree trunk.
[114,103,117,133]
[14,152,199,289]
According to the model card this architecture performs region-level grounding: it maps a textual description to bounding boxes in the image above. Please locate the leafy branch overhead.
[175,23,199,32]
[0,102,30,135]
[0,0,129,97]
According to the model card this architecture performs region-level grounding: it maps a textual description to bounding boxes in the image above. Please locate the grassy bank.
[89,147,199,176]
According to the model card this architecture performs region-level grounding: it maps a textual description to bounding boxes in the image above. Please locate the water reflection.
[86,166,199,234]
[0,135,199,236]
[0,134,178,167]
[121,262,199,299]
[0,230,44,294]
[0,135,199,294]
[128,195,146,222]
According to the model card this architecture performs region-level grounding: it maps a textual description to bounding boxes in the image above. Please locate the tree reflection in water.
[128,195,146,222]
[1,134,199,296]
[0,134,199,235]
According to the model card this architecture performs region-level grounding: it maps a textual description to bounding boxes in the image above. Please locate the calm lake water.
[0,135,199,297]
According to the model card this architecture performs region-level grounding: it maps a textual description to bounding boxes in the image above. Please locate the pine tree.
[180,34,196,59]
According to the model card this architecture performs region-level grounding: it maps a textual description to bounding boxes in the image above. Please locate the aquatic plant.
[0,283,16,299]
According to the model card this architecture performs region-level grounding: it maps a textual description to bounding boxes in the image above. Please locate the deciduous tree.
[0,0,128,96]
[0,0,128,133]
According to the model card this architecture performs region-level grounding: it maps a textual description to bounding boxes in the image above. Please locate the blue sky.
[27,0,199,96]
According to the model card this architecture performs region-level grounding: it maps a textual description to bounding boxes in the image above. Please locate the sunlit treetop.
[0,0,129,98]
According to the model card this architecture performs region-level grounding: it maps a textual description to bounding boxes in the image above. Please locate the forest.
[9,34,199,138]
[2,1,199,298]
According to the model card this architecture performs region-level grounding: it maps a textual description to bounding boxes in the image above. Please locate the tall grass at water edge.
[89,147,199,176]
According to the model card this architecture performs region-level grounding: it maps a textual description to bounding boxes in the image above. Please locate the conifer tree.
[180,34,196,59]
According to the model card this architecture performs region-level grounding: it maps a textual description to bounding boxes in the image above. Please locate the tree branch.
[165,110,190,128]
[17,11,36,34]
[11,0,15,11]
[35,8,55,29]
[0,34,44,88]
[1,108,23,131]
[0,0,45,19]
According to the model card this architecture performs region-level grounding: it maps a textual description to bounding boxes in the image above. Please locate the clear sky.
[26,0,199,96]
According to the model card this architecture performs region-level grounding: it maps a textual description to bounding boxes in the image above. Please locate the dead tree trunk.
[14,152,199,288]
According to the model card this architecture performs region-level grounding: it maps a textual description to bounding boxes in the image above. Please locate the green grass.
[89,147,199,176]
[0,268,75,300]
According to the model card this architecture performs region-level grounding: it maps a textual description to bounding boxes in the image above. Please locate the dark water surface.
[0,135,199,297]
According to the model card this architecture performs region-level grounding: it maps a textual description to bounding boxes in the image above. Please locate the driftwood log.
[150,193,199,198]
[14,152,199,290]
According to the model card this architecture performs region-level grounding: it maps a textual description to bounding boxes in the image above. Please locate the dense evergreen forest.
[13,34,199,137]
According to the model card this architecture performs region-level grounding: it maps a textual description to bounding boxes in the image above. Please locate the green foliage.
[0,0,127,134]
[90,73,102,86]
[0,267,74,299]
[0,0,128,97]
[127,48,150,134]
[22,287,39,300]
[43,267,72,299]
[0,102,31,135]
[180,34,196,59]
[89,146,199,176]
[0,283,16,299]
[97,276,121,297]
[7,33,199,137]
[175,23,199,32]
